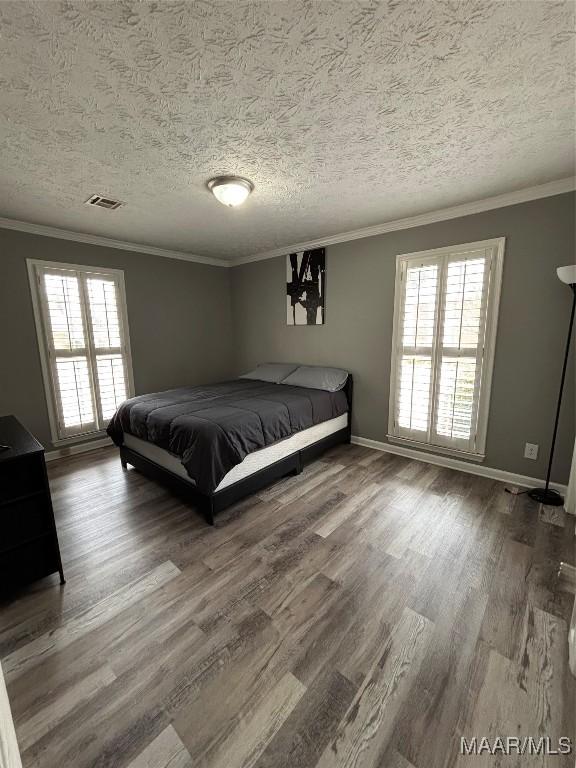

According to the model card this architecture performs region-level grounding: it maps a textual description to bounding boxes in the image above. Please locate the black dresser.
[0,416,64,589]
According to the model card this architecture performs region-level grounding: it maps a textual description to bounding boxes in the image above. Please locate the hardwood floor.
[1,444,574,768]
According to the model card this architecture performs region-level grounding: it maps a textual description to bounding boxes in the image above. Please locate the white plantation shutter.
[29,261,133,441]
[389,240,504,458]
[395,258,439,439]
[96,355,128,421]
[432,253,488,451]
[85,276,129,423]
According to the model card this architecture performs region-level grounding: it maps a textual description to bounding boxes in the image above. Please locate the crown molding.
[1,177,573,268]
[231,176,576,266]
[0,216,229,267]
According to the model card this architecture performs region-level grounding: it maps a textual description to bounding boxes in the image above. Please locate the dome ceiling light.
[207,176,254,207]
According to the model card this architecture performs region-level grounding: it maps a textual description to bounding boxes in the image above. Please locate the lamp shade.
[557,265,576,285]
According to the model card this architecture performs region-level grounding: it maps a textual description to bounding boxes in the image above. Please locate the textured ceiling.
[0,1,574,261]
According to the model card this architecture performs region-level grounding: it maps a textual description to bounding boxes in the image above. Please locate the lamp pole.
[528,281,576,506]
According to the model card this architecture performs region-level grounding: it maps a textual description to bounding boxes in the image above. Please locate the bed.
[107,372,353,524]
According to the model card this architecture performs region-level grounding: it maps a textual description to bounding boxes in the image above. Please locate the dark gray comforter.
[107,379,349,494]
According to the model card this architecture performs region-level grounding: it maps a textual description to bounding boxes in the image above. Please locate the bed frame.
[119,375,353,525]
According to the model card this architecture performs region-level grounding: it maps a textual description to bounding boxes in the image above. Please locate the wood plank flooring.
[1,444,574,768]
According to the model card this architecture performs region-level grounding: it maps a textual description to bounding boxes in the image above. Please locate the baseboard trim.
[45,436,113,462]
[43,431,569,497]
[0,662,22,768]
[351,435,568,495]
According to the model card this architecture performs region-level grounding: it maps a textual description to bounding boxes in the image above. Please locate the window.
[28,260,134,443]
[388,239,504,460]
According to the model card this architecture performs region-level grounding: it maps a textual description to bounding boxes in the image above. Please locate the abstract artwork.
[286,248,325,325]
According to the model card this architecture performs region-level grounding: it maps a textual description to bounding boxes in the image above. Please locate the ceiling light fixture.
[207,176,254,207]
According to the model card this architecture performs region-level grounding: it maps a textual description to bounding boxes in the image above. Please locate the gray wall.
[1,193,574,482]
[231,193,576,484]
[0,228,233,451]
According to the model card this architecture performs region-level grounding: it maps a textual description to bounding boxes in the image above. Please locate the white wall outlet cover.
[524,442,539,460]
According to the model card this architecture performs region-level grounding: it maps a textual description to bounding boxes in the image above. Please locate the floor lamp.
[528,265,576,506]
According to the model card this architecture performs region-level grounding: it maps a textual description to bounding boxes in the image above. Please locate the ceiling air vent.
[85,194,123,211]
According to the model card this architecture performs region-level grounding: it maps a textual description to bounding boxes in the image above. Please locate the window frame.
[27,259,135,446]
[387,238,505,462]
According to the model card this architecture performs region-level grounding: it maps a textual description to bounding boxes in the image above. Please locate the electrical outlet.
[524,442,539,460]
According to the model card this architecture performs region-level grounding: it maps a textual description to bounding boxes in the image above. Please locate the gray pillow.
[281,365,349,392]
[239,363,299,384]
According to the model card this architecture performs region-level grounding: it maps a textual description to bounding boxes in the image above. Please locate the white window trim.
[387,237,505,462]
[27,258,135,447]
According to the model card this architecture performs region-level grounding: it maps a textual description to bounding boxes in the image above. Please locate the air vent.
[85,194,123,210]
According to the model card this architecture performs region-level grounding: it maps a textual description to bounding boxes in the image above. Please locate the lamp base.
[527,487,564,506]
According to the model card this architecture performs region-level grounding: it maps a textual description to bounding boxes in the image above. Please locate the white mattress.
[123,413,348,492]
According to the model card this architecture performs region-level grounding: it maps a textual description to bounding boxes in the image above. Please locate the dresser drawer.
[0,495,51,552]
[0,454,45,504]
[0,416,63,588]
[0,536,60,589]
